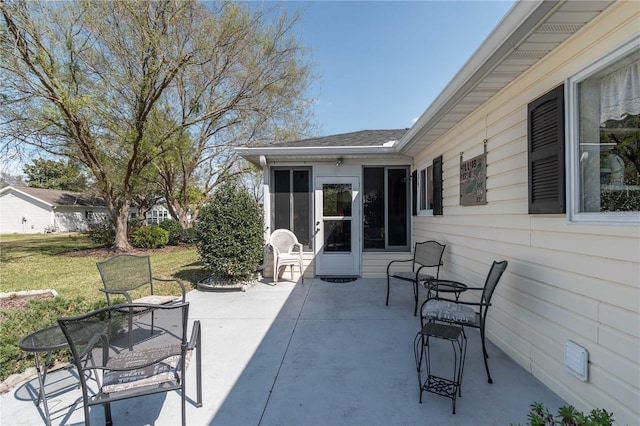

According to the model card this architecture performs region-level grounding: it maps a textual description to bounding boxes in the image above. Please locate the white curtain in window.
[600,60,640,124]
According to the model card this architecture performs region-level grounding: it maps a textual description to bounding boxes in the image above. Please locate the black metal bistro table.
[19,325,75,425]
[424,279,468,298]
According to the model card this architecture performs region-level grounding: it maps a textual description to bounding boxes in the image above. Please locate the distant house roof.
[1,186,106,208]
[237,129,410,165]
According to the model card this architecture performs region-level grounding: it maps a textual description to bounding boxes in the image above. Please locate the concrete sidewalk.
[1,278,565,425]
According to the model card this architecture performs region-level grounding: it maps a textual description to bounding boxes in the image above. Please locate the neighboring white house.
[238,1,639,423]
[144,204,171,225]
[0,185,109,234]
[0,185,175,233]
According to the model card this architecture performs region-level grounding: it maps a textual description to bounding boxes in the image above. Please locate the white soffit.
[397,0,615,157]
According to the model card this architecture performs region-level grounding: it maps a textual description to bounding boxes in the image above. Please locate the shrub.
[87,217,115,246]
[159,219,183,245]
[512,402,614,426]
[196,180,264,282]
[0,296,108,381]
[130,225,169,248]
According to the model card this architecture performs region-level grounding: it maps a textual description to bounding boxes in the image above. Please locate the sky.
[276,0,516,136]
[2,1,516,176]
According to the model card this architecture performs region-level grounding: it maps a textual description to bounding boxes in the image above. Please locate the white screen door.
[315,176,360,276]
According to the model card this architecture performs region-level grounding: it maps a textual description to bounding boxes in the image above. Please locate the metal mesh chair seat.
[392,271,436,282]
[422,300,477,324]
[101,343,193,393]
[386,241,445,316]
[421,260,508,384]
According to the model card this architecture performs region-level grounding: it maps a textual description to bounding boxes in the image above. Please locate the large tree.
[0,0,313,248]
[153,4,315,228]
[23,157,87,191]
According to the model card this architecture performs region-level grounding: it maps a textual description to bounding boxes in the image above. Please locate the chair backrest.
[269,229,299,255]
[97,254,154,294]
[58,303,190,420]
[482,260,508,305]
[413,240,446,269]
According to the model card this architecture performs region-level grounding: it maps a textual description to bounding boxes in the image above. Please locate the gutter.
[236,142,401,157]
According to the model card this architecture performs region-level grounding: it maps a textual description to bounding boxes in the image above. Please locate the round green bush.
[159,219,183,245]
[195,180,264,282]
[130,225,169,248]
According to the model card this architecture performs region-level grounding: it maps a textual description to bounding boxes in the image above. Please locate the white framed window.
[146,206,169,225]
[416,162,434,215]
[567,37,640,225]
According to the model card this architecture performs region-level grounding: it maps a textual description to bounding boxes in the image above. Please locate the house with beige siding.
[238,1,639,423]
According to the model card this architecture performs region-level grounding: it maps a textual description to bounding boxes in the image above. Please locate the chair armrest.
[153,277,187,301]
[99,288,133,304]
[187,320,201,351]
[386,258,413,274]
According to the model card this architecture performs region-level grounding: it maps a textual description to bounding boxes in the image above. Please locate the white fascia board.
[236,144,399,157]
[396,0,556,152]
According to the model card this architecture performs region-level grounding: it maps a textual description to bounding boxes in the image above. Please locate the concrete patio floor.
[1,277,566,425]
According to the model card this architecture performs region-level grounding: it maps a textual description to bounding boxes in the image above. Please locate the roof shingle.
[8,186,106,207]
[255,129,408,148]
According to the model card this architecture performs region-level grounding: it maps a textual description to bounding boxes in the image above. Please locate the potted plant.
[512,402,614,426]
[195,180,264,291]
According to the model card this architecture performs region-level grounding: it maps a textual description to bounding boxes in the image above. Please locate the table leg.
[32,351,53,426]
[414,331,425,402]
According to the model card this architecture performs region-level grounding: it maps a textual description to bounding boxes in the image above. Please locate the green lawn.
[1,233,203,298]
[0,233,206,381]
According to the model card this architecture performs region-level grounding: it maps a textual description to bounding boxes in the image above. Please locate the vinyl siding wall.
[0,190,53,234]
[410,3,639,423]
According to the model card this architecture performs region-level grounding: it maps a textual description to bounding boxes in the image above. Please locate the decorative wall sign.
[460,152,487,206]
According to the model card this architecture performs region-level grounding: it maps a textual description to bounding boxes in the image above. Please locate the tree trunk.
[137,206,149,226]
[175,205,193,229]
[167,198,192,229]
[112,205,131,251]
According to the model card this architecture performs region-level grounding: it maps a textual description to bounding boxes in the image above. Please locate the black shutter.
[411,170,418,216]
[528,85,565,214]
[433,155,443,215]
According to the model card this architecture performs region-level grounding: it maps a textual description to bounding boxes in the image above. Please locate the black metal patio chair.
[96,254,186,306]
[420,260,508,384]
[386,240,446,316]
[57,302,202,426]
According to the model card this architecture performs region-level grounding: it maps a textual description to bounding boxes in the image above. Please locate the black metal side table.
[414,322,467,414]
[19,324,74,425]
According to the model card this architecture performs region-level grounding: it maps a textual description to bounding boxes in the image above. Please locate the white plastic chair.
[269,229,304,284]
